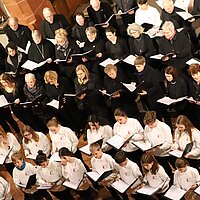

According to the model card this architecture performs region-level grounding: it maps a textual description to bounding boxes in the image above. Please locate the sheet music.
[86,170,112,182]
[37,183,52,189]
[47,99,59,109]
[137,184,162,195]
[123,55,136,65]
[49,152,61,162]
[26,154,37,160]
[46,38,56,45]
[79,144,91,155]
[21,60,48,71]
[63,179,82,190]
[0,154,7,165]
[176,11,193,20]
[0,95,10,108]
[17,41,31,54]
[106,135,125,149]
[150,54,164,59]
[71,49,93,57]
[157,96,187,105]
[100,58,120,67]
[164,185,187,200]
[121,82,136,92]
[54,59,66,63]
[95,14,115,26]
[169,150,183,158]
[132,141,152,151]
[186,58,200,65]
[194,185,200,195]
[16,183,26,188]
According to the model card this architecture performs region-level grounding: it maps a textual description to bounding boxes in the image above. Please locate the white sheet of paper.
[21,60,47,71]
[86,171,101,182]
[194,185,200,195]
[186,58,200,65]
[164,185,187,200]
[54,59,66,63]
[106,135,125,149]
[132,141,152,151]
[123,55,136,65]
[150,54,164,59]
[47,99,59,109]
[26,154,37,160]
[157,96,187,105]
[79,144,91,155]
[100,58,120,67]
[176,11,193,20]
[63,179,82,190]
[137,184,161,195]
[17,41,31,54]
[0,95,10,108]
[37,183,52,189]
[121,82,136,92]
[49,152,61,162]
[46,38,56,45]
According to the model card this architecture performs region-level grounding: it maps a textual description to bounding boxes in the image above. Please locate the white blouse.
[172,128,200,159]
[23,132,51,157]
[113,118,144,152]
[49,126,78,153]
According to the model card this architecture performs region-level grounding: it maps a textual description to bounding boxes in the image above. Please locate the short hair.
[35,150,47,165]
[8,16,18,24]
[47,117,60,128]
[105,26,116,34]
[134,56,145,66]
[188,64,200,76]
[32,30,42,38]
[164,66,178,80]
[175,158,189,169]
[11,151,23,163]
[104,64,117,74]
[143,111,157,125]
[42,7,53,16]
[55,28,68,41]
[163,0,174,7]
[89,142,101,153]
[115,151,127,164]
[114,108,127,117]
[127,23,144,36]
[44,70,58,84]
[137,0,148,4]
[85,26,97,34]
[162,21,175,32]
[59,147,74,157]
[25,73,35,82]
[6,41,18,52]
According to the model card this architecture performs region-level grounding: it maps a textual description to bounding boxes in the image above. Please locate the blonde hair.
[134,56,145,66]
[143,111,157,125]
[11,151,23,163]
[162,21,175,32]
[44,70,58,84]
[89,142,101,153]
[76,64,89,85]
[22,125,39,144]
[127,23,144,36]
[55,28,68,42]
[47,117,60,128]
[0,73,16,91]
[104,64,117,74]
[85,26,97,34]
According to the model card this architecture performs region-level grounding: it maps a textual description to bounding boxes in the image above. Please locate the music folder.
[64,89,93,98]
[63,177,83,190]
[0,146,13,165]
[16,174,37,189]
[99,89,123,98]
[141,23,154,32]
[164,185,187,200]
[86,169,113,182]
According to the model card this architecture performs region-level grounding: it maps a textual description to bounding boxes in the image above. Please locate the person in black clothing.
[161,0,199,53]
[71,12,94,49]
[105,26,129,59]
[55,28,80,79]
[44,70,84,133]
[74,64,110,122]
[0,43,7,73]
[187,64,200,130]
[6,17,32,50]
[87,0,119,38]
[192,0,200,14]
[114,0,137,28]
[5,42,27,83]
[23,73,55,132]
[127,23,156,60]
[28,30,55,80]
[0,73,49,138]
[158,21,192,76]
[40,7,71,39]
[102,64,140,121]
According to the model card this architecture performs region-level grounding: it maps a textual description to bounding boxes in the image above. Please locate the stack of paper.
[164,185,187,200]
[100,58,120,67]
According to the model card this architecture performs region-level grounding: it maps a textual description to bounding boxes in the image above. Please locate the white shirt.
[87,125,113,152]
[49,126,78,153]
[0,177,12,200]
[113,118,144,152]
[172,128,200,159]
[144,165,170,193]
[36,160,62,184]
[91,152,117,173]
[117,159,142,185]
[144,120,172,156]
[62,158,86,184]
[13,162,37,188]
[23,132,51,157]
[174,166,200,190]
[0,132,21,163]
[135,5,162,28]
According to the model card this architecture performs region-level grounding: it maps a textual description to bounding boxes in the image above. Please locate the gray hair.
[25,73,36,82]
[162,21,175,32]
[127,23,144,36]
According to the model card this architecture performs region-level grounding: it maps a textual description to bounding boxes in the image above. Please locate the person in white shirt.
[140,153,170,200]
[22,125,51,159]
[0,131,21,176]
[135,0,161,34]
[86,114,113,154]
[0,176,12,200]
[172,115,200,169]
[174,158,200,191]
[35,150,72,200]
[114,151,143,200]
[143,111,173,178]
[59,147,97,200]
[113,108,144,165]
[11,151,50,200]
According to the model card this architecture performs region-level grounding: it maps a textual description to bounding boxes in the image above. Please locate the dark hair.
[188,64,200,76]
[75,12,85,18]
[140,153,159,175]
[115,151,127,164]
[114,108,127,117]
[105,26,116,34]
[175,158,189,169]
[35,150,47,165]
[137,0,148,4]
[6,41,17,52]
[143,111,157,125]
[59,147,74,157]
[134,56,145,66]
[164,66,178,81]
